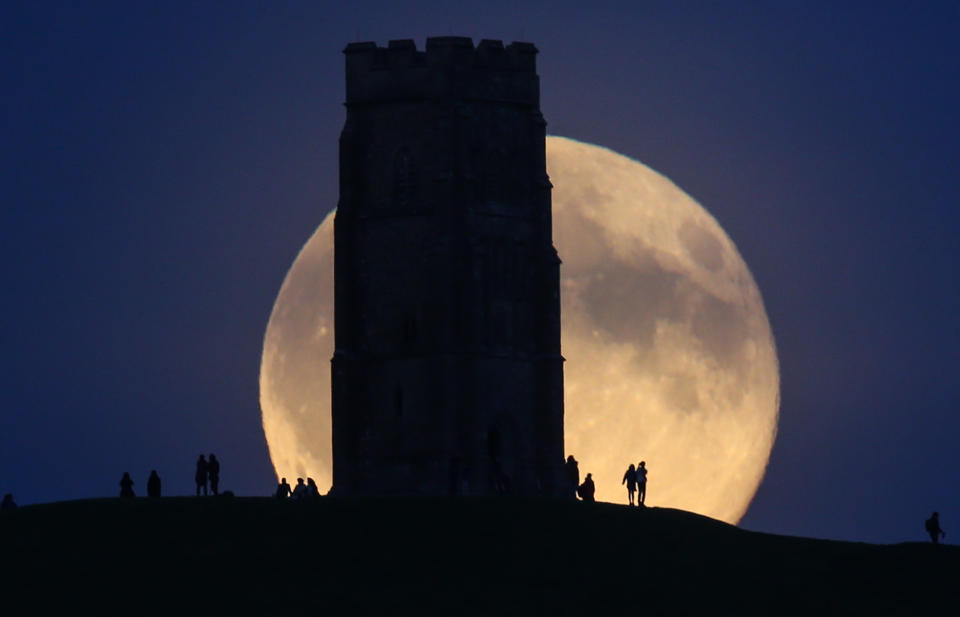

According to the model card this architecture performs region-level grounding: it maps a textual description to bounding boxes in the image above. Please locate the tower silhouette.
[331,37,564,497]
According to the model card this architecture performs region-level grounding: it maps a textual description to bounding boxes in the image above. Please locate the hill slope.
[1,497,956,616]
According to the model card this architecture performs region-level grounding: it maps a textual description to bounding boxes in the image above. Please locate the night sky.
[2,2,958,544]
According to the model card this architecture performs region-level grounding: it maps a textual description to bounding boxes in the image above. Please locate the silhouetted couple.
[119,470,162,498]
[565,455,595,502]
[622,461,647,506]
[195,453,221,496]
[286,477,320,501]
[926,512,946,544]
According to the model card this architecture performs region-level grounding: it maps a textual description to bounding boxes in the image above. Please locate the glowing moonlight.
[260,136,779,523]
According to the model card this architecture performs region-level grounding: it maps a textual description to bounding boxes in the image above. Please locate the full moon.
[260,136,779,523]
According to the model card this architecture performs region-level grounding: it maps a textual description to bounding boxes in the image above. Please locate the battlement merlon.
[344,37,540,107]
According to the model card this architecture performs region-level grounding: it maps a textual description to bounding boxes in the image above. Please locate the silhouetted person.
[119,472,135,498]
[565,455,580,499]
[195,455,208,496]
[1,493,16,510]
[147,470,162,497]
[636,461,647,506]
[276,477,292,499]
[488,429,509,495]
[291,477,306,501]
[208,453,220,496]
[306,478,320,500]
[579,473,595,503]
[622,464,637,506]
[926,512,946,544]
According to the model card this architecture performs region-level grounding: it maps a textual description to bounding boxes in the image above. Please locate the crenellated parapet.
[344,37,539,106]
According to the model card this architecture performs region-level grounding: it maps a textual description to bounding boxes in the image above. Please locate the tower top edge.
[343,37,539,73]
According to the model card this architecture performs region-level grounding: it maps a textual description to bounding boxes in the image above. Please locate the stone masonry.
[331,37,564,496]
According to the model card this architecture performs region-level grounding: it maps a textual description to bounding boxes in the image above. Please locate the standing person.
[1,494,16,510]
[291,478,307,501]
[636,461,648,506]
[207,454,220,496]
[275,477,292,499]
[147,470,162,497]
[565,455,580,499]
[579,473,596,503]
[306,478,320,500]
[621,464,637,506]
[925,512,946,544]
[119,472,135,498]
[195,455,208,496]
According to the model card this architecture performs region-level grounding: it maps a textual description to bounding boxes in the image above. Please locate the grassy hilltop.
[1,497,956,616]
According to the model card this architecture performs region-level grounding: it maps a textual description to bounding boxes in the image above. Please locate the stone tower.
[331,37,563,497]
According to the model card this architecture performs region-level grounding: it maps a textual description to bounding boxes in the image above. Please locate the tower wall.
[332,37,564,497]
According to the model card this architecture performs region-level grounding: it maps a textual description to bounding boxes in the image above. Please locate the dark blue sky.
[2,2,957,544]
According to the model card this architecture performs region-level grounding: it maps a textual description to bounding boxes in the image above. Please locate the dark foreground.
[1,497,956,616]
